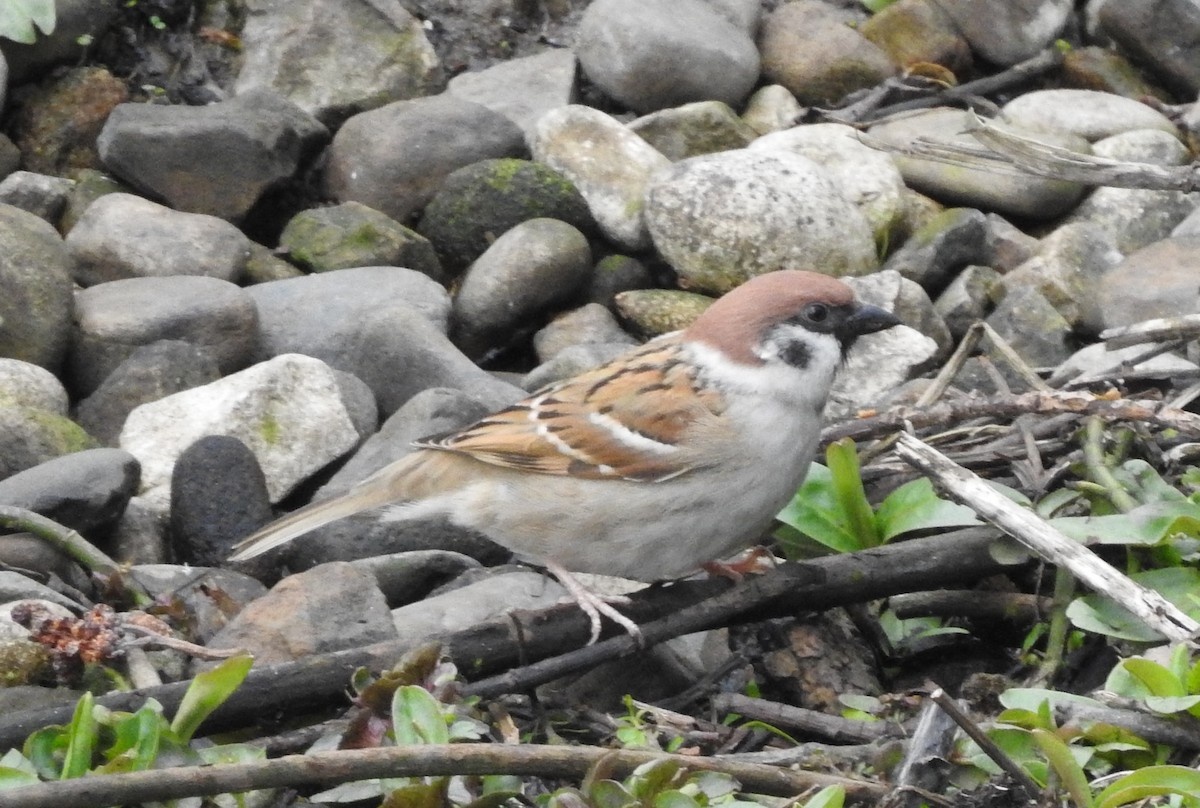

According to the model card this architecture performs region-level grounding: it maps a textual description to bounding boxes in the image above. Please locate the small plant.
[775,438,980,555]
[0,654,256,791]
[0,0,55,44]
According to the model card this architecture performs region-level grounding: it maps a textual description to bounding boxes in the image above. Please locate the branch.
[893,433,1200,643]
[0,743,888,808]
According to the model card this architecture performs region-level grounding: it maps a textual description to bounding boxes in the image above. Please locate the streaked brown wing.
[415,338,727,481]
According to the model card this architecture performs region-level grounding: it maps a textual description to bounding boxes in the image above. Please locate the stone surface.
[69,276,259,398]
[630,101,758,161]
[645,149,878,294]
[1095,237,1200,330]
[1002,89,1180,141]
[575,0,759,113]
[97,89,328,221]
[66,193,253,286]
[0,171,74,224]
[0,448,139,537]
[447,49,579,135]
[0,205,74,372]
[324,94,526,224]
[530,105,671,251]
[233,0,443,125]
[453,218,593,358]
[119,354,362,509]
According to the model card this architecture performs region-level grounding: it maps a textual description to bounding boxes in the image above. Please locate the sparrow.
[230,270,900,642]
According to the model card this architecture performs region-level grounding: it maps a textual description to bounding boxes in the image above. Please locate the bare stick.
[928,688,1041,801]
[712,693,890,745]
[0,742,888,808]
[893,433,1200,643]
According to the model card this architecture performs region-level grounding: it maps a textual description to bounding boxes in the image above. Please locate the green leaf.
[1052,500,1200,547]
[23,725,68,781]
[628,759,685,800]
[1119,658,1186,697]
[170,653,254,743]
[776,464,862,553]
[0,766,39,790]
[801,785,844,808]
[61,692,97,779]
[1095,765,1200,808]
[1067,567,1200,641]
[97,701,163,774]
[590,780,637,808]
[826,439,881,548]
[381,778,448,808]
[1032,729,1094,808]
[392,686,450,745]
[0,0,56,44]
[875,478,980,541]
[999,688,1106,714]
[653,790,703,808]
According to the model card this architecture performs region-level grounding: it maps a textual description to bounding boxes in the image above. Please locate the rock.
[418,158,593,273]
[868,108,1088,219]
[529,105,671,251]
[586,255,654,309]
[97,89,328,221]
[0,358,68,414]
[934,0,1071,66]
[1061,46,1172,101]
[324,94,526,223]
[453,218,593,358]
[74,341,222,448]
[575,0,759,113]
[204,562,396,664]
[233,0,442,125]
[1049,342,1199,388]
[119,354,362,509]
[751,122,907,244]
[1098,0,1200,97]
[615,289,715,337]
[859,0,972,73]
[1000,222,1123,331]
[1094,236,1200,330]
[533,304,637,363]
[129,564,268,643]
[170,436,274,568]
[0,171,73,224]
[986,286,1073,370]
[645,149,877,294]
[447,49,579,136]
[109,496,167,565]
[933,265,1002,339]
[66,193,253,286]
[1059,129,1199,254]
[629,101,757,160]
[523,343,635,391]
[0,539,89,596]
[1001,89,1180,141]
[277,201,444,282]
[7,65,126,176]
[740,85,804,136]
[0,448,139,537]
[0,408,97,482]
[351,550,482,608]
[882,208,990,293]
[59,169,128,234]
[985,213,1039,273]
[390,569,566,646]
[247,267,518,415]
[69,276,259,398]
[0,205,74,372]
[758,1,895,105]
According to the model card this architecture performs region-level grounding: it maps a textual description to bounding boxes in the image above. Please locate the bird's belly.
[450,461,809,581]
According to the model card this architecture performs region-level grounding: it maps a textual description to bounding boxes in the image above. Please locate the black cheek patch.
[779,339,812,369]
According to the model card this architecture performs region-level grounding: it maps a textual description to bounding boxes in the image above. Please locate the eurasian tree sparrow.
[230,270,900,641]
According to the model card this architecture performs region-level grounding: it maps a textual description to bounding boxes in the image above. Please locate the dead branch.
[893,433,1200,643]
[0,742,889,808]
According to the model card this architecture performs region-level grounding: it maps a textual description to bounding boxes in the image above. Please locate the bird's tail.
[228,474,402,562]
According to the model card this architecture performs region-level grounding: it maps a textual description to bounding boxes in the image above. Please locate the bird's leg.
[544,560,644,647]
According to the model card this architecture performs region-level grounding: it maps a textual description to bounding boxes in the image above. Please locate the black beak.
[835,304,901,349]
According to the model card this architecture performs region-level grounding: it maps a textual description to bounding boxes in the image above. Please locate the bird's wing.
[416,337,727,481]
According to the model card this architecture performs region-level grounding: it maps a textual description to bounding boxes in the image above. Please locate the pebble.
[0,205,74,372]
[0,448,139,537]
[645,148,878,294]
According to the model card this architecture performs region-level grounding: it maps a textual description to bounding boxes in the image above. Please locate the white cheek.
[684,335,842,411]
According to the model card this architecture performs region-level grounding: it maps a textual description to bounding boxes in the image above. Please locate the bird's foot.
[702,546,777,582]
[545,561,644,647]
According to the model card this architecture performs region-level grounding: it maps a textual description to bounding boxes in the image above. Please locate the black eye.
[804,303,829,323]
